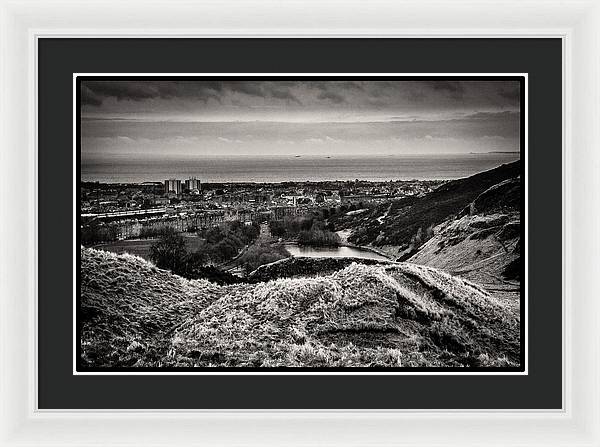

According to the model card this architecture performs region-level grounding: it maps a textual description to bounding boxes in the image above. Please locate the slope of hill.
[80,247,520,368]
[408,176,521,301]
[330,160,521,257]
[247,256,386,282]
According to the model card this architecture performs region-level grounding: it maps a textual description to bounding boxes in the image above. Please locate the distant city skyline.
[80,79,521,163]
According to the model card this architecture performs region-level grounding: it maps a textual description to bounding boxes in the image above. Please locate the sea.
[80,153,520,184]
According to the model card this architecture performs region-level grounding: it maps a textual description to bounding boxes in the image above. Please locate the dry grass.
[80,247,520,368]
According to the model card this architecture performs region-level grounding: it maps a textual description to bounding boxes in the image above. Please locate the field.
[92,235,205,261]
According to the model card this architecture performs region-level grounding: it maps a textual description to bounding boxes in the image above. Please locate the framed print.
[39,39,554,411]
[1,1,599,446]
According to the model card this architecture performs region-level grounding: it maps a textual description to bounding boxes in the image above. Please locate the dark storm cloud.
[317,90,346,104]
[81,80,372,108]
[431,81,465,99]
[222,82,264,97]
[81,85,103,106]
[85,81,170,100]
[310,81,364,103]
[81,80,306,106]
[82,81,223,105]
[498,84,521,100]
[214,81,301,102]
[432,81,465,93]
[81,79,522,113]
[80,79,522,131]
[269,87,302,104]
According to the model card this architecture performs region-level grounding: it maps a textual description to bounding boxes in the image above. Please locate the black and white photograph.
[77,76,524,371]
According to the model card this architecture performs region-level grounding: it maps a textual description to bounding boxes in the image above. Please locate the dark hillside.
[409,176,521,299]
[332,161,521,250]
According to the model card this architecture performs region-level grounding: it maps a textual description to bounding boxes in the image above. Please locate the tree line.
[269,215,340,247]
[148,221,290,283]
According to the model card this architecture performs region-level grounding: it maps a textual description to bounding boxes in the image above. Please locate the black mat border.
[38,38,561,409]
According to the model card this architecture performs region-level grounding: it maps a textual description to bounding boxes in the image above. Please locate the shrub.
[81,220,118,246]
[298,228,341,247]
[269,220,286,237]
[149,228,187,273]
[240,243,290,274]
[147,230,241,284]
[197,221,261,263]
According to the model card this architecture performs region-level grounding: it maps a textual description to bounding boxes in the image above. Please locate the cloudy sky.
[80,79,521,162]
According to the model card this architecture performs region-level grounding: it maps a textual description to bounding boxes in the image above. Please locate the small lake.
[284,244,390,261]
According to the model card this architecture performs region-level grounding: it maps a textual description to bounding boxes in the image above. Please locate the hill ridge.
[331,160,521,253]
[80,247,520,368]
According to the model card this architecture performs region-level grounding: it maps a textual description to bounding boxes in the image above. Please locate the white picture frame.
[0,0,598,445]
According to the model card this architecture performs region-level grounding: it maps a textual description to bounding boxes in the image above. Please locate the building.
[164,179,182,195]
[281,194,306,207]
[185,177,201,193]
[149,196,170,206]
[272,206,297,220]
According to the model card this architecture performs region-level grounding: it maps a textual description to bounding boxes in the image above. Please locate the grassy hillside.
[80,247,520,368]
[330,160,521,251]
[408,176,521,302]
